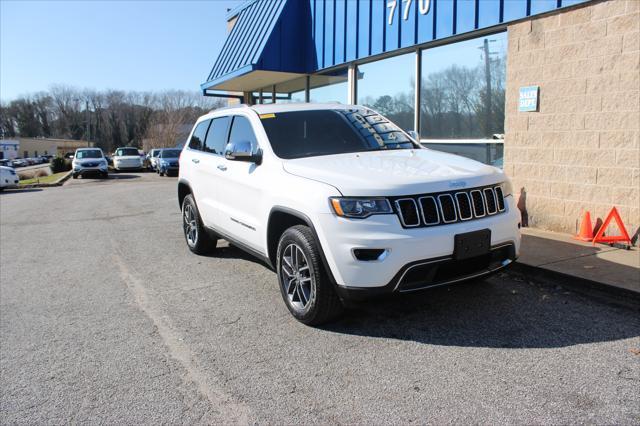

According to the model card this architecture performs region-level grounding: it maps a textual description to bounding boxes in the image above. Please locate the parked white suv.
[178,103,520,325]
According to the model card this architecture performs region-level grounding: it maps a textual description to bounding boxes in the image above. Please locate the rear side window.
[189,120,211,151]
[228,116,258,152]
[203,116,231,155]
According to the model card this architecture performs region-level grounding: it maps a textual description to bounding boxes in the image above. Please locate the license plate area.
[454,229,491,260]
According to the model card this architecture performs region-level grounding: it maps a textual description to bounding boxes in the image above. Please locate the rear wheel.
[72,173,77,179]
[181,194,216,255]
[276,225,343,325]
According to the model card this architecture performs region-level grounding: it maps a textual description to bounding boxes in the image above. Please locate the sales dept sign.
[519,86,539,112]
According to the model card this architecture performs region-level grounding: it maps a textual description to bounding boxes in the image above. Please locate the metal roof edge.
[200,64,255,91]
[225,0,258,20]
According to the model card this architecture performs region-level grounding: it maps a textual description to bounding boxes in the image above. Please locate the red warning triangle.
[592,206,631,246]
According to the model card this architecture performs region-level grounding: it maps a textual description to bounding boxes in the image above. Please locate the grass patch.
[20,171,68,185]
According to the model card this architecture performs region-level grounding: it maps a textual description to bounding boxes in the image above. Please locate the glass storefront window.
[357,53,415,131]
[309,69,348,103]
[420,32,507,140]
[275,77,307,104]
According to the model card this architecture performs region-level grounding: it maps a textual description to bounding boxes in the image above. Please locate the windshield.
[151,150,160,157]
[260,108,416,159]
[115,148,139,156]
[76,150,102,159]
[160,149,181,158]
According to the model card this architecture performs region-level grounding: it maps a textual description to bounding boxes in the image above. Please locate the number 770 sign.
[387,0,431,25]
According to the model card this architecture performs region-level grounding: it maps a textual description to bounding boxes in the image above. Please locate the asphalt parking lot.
[1,172,639,424]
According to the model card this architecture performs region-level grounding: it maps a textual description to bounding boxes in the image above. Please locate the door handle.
[192,158,200,164]
[217,164,227,171]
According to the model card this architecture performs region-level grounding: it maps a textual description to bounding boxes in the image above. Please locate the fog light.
[353,248,388,261]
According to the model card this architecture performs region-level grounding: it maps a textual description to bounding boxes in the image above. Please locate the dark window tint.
[203,116,231,155]
[260,109,414,159]
[228,116,258,152]
[115,148,139,156]
[159,149,182,158]
[189,120,210,151]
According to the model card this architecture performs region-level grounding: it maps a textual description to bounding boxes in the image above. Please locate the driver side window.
[228,116,258,153]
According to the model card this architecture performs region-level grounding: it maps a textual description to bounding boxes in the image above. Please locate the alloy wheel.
[280,243,315,312]
[183,204,198,246]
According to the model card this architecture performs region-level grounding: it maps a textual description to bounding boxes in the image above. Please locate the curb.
[510,261,640,307]
[19,170,73,188]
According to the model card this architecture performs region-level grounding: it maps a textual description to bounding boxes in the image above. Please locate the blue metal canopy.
[202,0,315,92]
[203,0,591,94]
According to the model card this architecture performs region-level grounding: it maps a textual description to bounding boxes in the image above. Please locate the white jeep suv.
[178,103,520,325]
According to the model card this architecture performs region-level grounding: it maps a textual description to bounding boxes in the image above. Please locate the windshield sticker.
[259,113,276,119]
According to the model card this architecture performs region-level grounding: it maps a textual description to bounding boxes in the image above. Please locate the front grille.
[392,184,507,228]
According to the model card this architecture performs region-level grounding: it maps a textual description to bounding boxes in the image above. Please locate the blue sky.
[0,0,243,101]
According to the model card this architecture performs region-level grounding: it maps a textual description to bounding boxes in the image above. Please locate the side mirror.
[224,141,262,164]
[407,130,419,142]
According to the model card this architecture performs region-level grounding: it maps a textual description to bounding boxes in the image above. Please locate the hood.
[114,155,141,160]
[282,149,505,196]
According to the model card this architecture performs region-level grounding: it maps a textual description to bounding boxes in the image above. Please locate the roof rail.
[209,104,251,113]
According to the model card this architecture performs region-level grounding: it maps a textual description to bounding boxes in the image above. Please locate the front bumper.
[113,160,143,170]
[314,196,521,293]
[74,166,108,175]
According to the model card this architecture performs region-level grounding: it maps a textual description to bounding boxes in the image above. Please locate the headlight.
[501,179,514,197]
[330,197,392,218]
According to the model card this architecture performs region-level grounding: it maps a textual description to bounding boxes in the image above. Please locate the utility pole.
[483,38,492,137]
[86,100,90,147]
[480,38,497,164]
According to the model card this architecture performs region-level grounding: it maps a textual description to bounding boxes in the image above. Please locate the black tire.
[72,173,77,179]
[181,194,216,255]
[276,225,343,325]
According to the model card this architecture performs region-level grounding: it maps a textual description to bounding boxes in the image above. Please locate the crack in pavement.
[111,239,250,424]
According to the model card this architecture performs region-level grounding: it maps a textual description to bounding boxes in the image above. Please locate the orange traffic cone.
[574,211,594,241]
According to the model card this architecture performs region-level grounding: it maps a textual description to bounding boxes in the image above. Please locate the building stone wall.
[504,0,639,238]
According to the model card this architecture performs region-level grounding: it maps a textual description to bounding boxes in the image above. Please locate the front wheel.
[181,194,216,255]
[276,225,343,325]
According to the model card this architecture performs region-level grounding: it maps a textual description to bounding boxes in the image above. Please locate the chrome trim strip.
[454,192,473,221]
[394,198,420,227]
[351,248,390,262]
[437,194,458,223]
[417,195,440,225]
[392,243,516,292]
[398,259,514,293]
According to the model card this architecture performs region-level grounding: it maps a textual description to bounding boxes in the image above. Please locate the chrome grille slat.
[495,186,505,211]
[418,196,440,225]
[455,192,473,220]
[437,194,457,223]
[484,188,498,215]
[470,190,486,217]
[395,198,420,227]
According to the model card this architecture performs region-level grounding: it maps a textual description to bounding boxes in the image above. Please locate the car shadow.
[208,239,639,349]
[321,274,639,349]
[107,174,141,180]
[0,188,43,195]
[213,242,273,269]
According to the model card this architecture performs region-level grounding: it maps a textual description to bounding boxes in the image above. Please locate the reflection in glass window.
[420,32,507,140]
[357,53,415,132]
[275,77,307,104]
[309,69,348,103]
